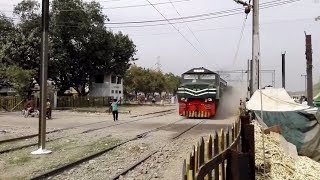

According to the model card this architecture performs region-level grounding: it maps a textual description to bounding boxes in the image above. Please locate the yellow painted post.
[188,170,194,180]
[187,153,191,178]
[194,142,199,173]
[205,135,212,180]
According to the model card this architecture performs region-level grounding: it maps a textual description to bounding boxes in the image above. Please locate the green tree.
[0,65,35,97]
[164,73,180,94]
[0,0,137,96]
[124,65,168,97]
[50,0,136,95]
[123,65,147,96]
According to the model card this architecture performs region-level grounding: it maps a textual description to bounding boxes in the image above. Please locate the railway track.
[0,109,175,154]
[110,120,205,180]
[30,118,189,180]
[0,109,175,144]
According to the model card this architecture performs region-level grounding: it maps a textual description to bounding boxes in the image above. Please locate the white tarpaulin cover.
[246,88,312,112]
[246,88,320,162]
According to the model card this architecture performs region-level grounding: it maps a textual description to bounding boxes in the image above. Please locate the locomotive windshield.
[182,74,217,84]
[183,74,198,79]
[200,74,215,80]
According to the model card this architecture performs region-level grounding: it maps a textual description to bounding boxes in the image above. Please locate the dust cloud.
[215,81,248,119]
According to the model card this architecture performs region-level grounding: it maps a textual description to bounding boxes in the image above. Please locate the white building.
[89,74,123,100]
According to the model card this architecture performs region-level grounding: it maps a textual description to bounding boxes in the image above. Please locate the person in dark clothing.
[111,99,120,121]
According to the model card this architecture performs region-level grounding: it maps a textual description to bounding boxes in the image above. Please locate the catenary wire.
[144,0,203,56]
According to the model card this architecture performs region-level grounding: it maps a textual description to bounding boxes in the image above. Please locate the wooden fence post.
[205,135,212,180]
[220,129,225,180]
[198,138,205,180]
[230,150,250,180]
[190,146,195,178]
[195,142,199,173]
[183,159,187,180]
[213,131,219,180]
[243,124,255,180]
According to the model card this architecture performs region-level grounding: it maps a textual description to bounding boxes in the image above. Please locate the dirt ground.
[0,104,238,179]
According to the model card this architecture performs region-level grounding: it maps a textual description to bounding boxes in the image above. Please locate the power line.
[57,0,191,11]
[168,0,207,53]
[106,0,302,28]
[1,0,298,23]
[145,0,202,55]
[3,0,302,28]
[232,16,247,65]
[167,0,221,69]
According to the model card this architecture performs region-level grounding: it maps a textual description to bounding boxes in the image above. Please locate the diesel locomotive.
[176,67,227,118]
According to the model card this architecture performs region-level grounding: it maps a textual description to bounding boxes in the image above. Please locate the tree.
[123,65,147,96]
[0,0,137,96]
[0,65,35,97]
[164,73,180,94]
[49,0,136,95]
[124,65,181,100]
[0,0,42,73]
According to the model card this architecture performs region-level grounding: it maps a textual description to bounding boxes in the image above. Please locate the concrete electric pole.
[305,34,313,106]
[234,0,260,96]
[282,52,286,89]
[252,0,260,95]
[31,0,51,155]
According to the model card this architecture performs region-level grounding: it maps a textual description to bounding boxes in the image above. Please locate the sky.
[1,0,320,92]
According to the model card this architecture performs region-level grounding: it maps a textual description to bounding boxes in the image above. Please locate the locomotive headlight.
[208,98,212,101]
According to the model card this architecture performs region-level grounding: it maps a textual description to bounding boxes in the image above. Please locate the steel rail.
[0,109,175,144]
[30,118,184,179]
[111,120,205,180]
[0,110,176,154]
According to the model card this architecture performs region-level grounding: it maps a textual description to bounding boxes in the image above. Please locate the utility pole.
[301,74,307,95]
[252,0,260,95]
[31,0,51,155]
[247,59,250,97]
[305,34,313,106]
[234,0,260,96]
[282,52,286,89]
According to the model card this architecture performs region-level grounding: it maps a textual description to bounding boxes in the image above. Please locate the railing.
[182,115,255,180]
[57,96,112,108]
[0,96,24,111]
[0,96,113,111]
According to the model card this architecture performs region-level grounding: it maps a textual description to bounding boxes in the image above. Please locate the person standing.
[111,99,120,121]
[46,98,52,119]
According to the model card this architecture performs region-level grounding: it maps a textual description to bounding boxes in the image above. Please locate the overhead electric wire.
[2,0,302,28]
[57,0,191,11]
[53,1,298,29]
[167,0,221,69]
[106,0,302,28]
[145,0,202,55]
[168,0,207,53]
[232,16,248,65]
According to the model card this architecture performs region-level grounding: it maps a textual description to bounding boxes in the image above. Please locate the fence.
[57,96,111,108]
[182,115,255,180]
[0,96,112,111]
[0,96,24,111]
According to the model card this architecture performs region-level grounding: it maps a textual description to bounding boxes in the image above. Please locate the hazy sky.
[1,0,320,91]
